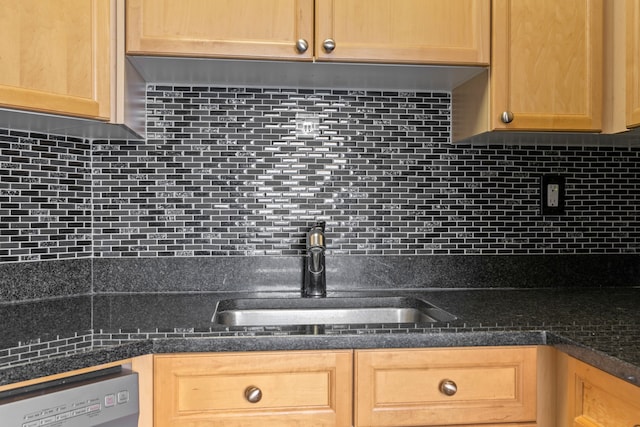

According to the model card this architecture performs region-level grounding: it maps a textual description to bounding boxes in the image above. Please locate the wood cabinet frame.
[0,0,112,120]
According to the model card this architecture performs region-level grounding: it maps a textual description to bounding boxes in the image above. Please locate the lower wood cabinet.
[355,346,538,426]
[154,347,539,427]
[153,350,353,427]
[557,353,640,427]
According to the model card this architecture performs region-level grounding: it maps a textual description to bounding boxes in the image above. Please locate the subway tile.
[3,86,640,260]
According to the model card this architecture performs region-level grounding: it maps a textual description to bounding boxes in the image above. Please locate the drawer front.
[155,350,352,427]
[355,346,538,426]
[570,358,640,427]
[177,371,331,411]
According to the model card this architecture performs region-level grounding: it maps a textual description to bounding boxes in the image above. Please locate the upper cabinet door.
[315,0,490,65]
[126,0,315,61]
[492,0,603,131]
[0,0,111,120]
[628,0,640,128]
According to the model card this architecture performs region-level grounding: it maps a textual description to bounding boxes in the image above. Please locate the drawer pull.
[501,111,514,124]
[244,386,262,403]
[439,379,458,396]
[296,39,309,54]
[323,38,336,53]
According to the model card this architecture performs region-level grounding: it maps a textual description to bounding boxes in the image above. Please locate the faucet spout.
[303,221,326,298]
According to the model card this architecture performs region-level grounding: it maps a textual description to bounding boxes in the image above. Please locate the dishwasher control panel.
[0,370,139,427]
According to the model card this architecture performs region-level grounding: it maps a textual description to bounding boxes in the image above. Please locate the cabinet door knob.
[439,379,458,396]
[244,386,262,403]
[501,111,514,124]
[296,39,309,54]
[323,38,336,53]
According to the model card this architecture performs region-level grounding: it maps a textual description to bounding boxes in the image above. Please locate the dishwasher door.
[0,368,139,427]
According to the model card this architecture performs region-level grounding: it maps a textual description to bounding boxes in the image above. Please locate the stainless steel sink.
[211,296,456,326]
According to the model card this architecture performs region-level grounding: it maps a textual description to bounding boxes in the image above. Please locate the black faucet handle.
[313,221,326,231]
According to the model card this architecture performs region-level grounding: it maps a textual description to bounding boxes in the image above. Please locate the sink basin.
[211,296,456,326]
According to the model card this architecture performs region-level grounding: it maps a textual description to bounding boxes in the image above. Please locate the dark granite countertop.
[1,288,639,388]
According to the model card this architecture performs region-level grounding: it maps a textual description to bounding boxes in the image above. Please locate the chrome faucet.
[302,221,326,298]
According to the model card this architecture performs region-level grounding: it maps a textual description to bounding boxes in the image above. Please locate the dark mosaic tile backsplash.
[0,130,91,262]
[92,85,640,257]
[2,85,640,262]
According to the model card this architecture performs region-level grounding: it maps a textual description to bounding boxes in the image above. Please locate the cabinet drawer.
[154,350,352,427]
[569,357,640,427]
[355,346,537,426]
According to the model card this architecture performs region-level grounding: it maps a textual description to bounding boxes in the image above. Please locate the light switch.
[541,175,565,215]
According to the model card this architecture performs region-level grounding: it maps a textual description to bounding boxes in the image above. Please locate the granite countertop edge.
[1,329,638,388]
[1,288,639,388]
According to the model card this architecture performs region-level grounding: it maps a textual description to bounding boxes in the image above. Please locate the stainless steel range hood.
[128,56,486,91]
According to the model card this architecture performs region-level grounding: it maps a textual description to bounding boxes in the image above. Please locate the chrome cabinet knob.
[244,386,262,403]
[296,39,309,54]
[323,38,336,53]
[439,379,458,396]
[501,111,514,124]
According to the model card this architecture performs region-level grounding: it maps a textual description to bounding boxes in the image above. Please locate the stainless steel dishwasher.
[0,366,139,427]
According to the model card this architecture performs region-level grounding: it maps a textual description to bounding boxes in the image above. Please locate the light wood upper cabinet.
[453,0,604,141]
[127,0,489,66]
[126,0,315,61]
[491,0,603,132]
[354,346,538,426]
[154,350,353,427]
[628,0,640,128]
[0,0,111,120]
[577,0,640,134]
[315,0,490,65]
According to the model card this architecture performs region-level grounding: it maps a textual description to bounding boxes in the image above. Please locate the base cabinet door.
[559,354,640,427]
[154,350,353,427]
[354,346,538,427]
[0,0,112,120]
